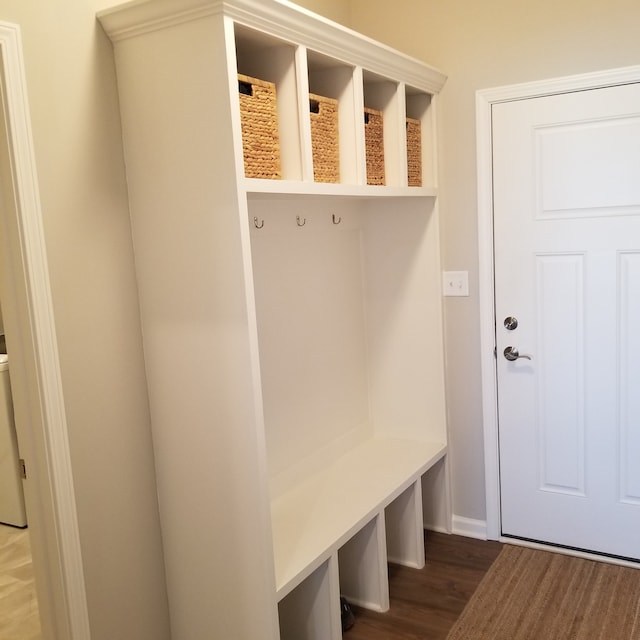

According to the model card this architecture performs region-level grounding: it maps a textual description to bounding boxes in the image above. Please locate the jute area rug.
[446,544,640,640]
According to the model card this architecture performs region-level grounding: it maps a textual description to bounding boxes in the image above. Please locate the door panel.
[536,253,585,496]
[620,252,640,505]
[493,82,640,559]
[537,115,640,216]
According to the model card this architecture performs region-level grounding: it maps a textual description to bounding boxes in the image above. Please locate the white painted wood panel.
[363,199,447,443]
[250,202,370,482]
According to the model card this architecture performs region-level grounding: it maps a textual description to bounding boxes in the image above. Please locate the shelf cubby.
[234,24,302,180]
[363,70,402,186]
[406,85,436,188]
[307,50,358,184]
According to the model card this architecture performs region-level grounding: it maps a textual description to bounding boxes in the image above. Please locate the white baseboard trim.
[451,515,488,540]
[425,523,449,535]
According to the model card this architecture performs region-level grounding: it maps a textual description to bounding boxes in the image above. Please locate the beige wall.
[293,0,351,24]
[0,2,169,638]
[302,0,640,523]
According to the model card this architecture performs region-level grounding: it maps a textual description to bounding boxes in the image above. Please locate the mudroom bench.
[272,437,447,638]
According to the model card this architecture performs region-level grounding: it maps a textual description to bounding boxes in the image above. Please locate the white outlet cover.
[442,270,469,297]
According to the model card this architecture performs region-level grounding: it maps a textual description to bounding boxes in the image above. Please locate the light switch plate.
[442,270,469,297]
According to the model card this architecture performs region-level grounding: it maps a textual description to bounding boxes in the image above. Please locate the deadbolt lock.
[504,316,518,331]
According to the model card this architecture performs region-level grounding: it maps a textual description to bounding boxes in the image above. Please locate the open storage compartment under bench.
[274,438,446,640]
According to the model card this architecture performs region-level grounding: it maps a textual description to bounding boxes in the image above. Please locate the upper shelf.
[243,179,438,199]
[98,0,447,194]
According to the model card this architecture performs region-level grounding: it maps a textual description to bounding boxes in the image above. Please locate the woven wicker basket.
[309,93,340,183]
[238,73,281,180]
[364,107,385,185]
[406,117,422,187]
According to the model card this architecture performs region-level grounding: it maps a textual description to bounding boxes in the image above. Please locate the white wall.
[0,2,169,638]
[301,0,640,524]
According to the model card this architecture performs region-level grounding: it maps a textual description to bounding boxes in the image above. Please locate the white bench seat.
[270,436,447,601]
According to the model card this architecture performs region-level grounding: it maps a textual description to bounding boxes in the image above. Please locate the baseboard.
[451,515,488,540]
[424,523,449,535]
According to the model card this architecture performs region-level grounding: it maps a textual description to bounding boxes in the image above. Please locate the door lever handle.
[503,346,533,361]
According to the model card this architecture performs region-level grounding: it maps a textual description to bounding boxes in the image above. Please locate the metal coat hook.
[296,215,306,227]
[332,214,341,225]
[254,217,264,229]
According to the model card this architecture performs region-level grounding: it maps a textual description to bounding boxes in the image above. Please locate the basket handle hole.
[309,99,320,114]
[364,112,370,124]
[238,80,253,96]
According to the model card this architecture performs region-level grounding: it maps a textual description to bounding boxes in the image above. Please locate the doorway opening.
[476,64,640,548]
[0,21,90,639]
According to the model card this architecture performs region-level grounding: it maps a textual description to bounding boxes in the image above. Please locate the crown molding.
[98,0,446,94]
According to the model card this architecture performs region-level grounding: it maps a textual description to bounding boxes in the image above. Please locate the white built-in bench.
[271,437,447,639]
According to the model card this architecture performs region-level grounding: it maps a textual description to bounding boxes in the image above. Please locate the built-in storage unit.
[98,1,448,639]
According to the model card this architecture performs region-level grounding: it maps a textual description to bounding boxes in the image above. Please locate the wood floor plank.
[345,531,503,640]
[0,524,41,640]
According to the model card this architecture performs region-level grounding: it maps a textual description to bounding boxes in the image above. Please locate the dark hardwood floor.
[345,531,503,640]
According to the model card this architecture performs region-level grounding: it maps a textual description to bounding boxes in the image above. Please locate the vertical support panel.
[338,514,389,612]
[106,16,281,639]
[536,254,586,495]
[385,480,425,568]
[618,252,640,504]
[327,554,343,640]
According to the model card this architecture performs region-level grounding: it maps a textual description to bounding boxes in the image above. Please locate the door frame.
[476,64,640,541]
[0,22,90,638]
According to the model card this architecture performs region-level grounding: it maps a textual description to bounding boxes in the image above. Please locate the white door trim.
[0,22,90,638]
[476,64,640,541]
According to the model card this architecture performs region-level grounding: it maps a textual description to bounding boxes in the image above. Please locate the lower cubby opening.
[386,479,426,568]
[278,556,341,640]
[338,514,389,612]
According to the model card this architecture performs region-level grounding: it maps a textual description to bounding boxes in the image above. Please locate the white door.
[493,82,640,560]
